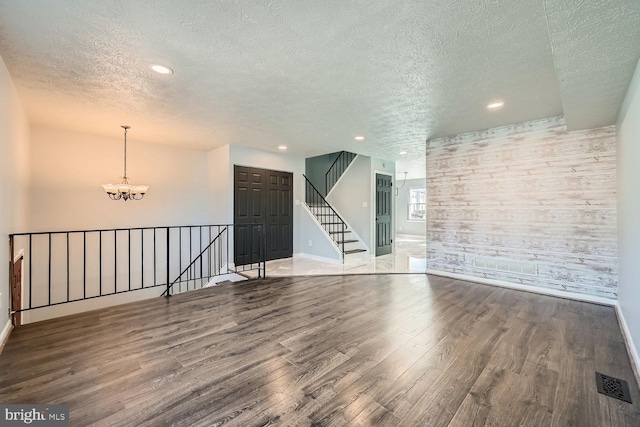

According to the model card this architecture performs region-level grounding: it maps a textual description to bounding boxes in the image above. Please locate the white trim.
[14,249,25,314]
[13,249,24,263]
[205,273,248,287]
[326,154,359,198]
[426,269,616,306]
[293,252,343,265]
[0,319,13,354]
[614,303,640,388]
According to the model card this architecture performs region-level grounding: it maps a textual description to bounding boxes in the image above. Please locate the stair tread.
[322,222,344,225]
[329,230,351,234]
[344,249,367,254]
[335,239,359,244]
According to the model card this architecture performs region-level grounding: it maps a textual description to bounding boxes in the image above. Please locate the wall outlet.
[308,240,312,246]
[295,199,300,205]
[362,202,368,207]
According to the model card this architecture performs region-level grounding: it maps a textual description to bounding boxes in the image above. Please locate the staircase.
[304,174,366,262]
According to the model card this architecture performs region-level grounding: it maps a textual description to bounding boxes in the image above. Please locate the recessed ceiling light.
[487,100,505,110]
[278,145,287,150]
[354,136,365,141]
[399,151,407,155]
[150,64,174,75]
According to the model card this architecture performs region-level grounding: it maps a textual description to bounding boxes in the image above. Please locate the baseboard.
[293,252,342,265]
[0,319,13,354]
[614,303,640,388]
[426,269,616,306]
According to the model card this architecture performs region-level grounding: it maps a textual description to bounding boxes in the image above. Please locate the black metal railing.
[304,174,347,261]
[8,223,267,317]
[325,151,357,195]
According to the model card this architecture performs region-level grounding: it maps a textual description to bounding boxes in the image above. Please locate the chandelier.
[101,126,149,201]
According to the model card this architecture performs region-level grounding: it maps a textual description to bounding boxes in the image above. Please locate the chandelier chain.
[122,125,128,179]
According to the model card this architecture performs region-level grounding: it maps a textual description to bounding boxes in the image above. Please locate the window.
[408,187,426,220]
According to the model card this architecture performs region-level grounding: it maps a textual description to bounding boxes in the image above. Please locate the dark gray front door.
[375,173,392,256]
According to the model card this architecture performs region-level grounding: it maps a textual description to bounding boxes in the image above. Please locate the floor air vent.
[595,372,632,403]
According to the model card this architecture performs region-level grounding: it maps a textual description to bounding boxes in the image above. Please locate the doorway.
[234,165,293,264]
[375,173,393,256]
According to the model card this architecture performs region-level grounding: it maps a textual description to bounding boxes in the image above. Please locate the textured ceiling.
[543,0,640,131]
[0,0,638,180]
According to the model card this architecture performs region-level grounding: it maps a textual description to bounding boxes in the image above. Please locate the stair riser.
[334,241,361,252]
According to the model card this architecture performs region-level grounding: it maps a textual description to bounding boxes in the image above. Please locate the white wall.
[617,58,640,374]
[29,126,210,231]
[207,144,231,224]
[0,54,30,332]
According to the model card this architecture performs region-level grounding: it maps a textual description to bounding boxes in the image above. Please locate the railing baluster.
[166,227,170,297]
[99,231,102,296]
[128,229,131,291]
[48,233,51,306]
[83,231,87,299]
[114,230,117,292]
[141,229,144,289]
[153,228,157,286]
[29,234,32,309]
[67,232,70,303]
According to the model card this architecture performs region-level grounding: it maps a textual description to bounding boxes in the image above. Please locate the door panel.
[375,173,393,256]
[265,170,294,261]
[234,166,266,265]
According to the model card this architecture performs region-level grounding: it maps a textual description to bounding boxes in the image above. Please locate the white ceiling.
[0,0,638,180]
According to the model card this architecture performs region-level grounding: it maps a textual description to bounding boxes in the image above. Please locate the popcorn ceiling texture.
[0,0,564,164]
[0,1,637,180]
[427,116,617,299]
[543,0,640,131]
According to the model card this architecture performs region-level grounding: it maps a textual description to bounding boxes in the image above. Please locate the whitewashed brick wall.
[426,116,617,299]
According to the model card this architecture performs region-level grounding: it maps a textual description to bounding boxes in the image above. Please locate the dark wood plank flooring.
[1,274,639,426]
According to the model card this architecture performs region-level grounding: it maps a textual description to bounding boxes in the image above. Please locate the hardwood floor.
[1,274,639,426]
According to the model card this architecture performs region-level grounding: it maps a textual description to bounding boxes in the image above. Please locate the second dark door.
[234,165,293,264]
[375,173,393,256]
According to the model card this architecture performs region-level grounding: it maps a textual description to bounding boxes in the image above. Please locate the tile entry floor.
[263,234,426,276]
